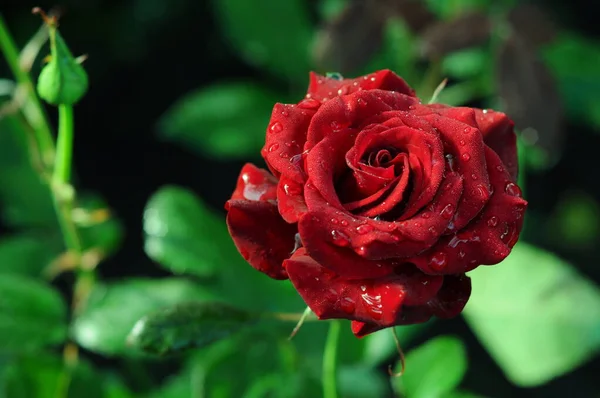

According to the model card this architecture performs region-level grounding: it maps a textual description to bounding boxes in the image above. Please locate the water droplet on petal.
[356,224,374,235]
[421,211,431,219]
[496,165,503,172]
[440,204,454,219]
[461,153,471,161]
[463,127,471,133]
[331,218,339,225]
[476,184,490,200]
[487,216,499,227]
[331,230,350,246]
[357,246,367,255]
[471,173,478,180]
[279,152,290,158]
[459,140,466,146]
[337,86,349,95]
[297,98,321,110]
[385,223,395,231]
[268,143,279,152]
[340,219,349,226]
[429,252,447,271]
[429,226,437,235]
[270,122,283,133]
[505,182,522,197]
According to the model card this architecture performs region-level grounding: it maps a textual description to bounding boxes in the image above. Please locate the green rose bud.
[35,9,88,106]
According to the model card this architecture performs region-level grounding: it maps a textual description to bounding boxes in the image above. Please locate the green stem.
[323,320,341,398]
[0,14,55,166]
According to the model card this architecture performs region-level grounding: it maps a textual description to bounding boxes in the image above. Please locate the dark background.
[1,0,599,397]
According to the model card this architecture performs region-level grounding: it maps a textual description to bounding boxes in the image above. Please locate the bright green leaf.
[128,301,254,356]
[144,185,232,277]
[442,48,487,80]
[0,274,67,353]
[72,278,215,356]
[463,243,600,386]
[394,336,467,398]
[542,33,600,129]
[0,234,60,277]
[157,82,278,159]
[211,0,312,83]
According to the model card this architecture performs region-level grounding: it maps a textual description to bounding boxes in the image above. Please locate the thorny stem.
[0,14,55,167]
[323,320,341,398]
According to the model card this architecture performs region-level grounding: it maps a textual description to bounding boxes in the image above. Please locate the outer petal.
[226,199,297,280]
[428,105,518,182]
[351,273,471,337]
[284,248,443,326]
[277,176,307,223]
[230,163,278,202]
[261,103,316,184]
[410,146,527,275]
[307,70,416,103]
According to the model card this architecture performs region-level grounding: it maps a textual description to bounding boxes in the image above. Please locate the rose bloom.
[225,70,527,337]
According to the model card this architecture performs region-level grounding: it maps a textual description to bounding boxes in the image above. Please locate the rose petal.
[226,199,297,280]
[284,249,442,326]
[410,146,527,275]
[351,273,472,337]
[415,106,492,231]
[277,176,307,223]
[306,90,419,150]
[474,109,518,181]
[261,103,316,183]
[303,171,464,261]
[230,163,278,202]
[307,69,416,103]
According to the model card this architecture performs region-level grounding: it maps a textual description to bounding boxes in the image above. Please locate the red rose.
[226,70,527,337]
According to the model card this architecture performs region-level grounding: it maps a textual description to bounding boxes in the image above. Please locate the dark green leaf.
[0,115,56,227]
[0,274,67,353]
[144,186,232,277]
[76,193,124,256]
[1,354,103,398]
[0,234,60,277]
[394,336,467,398]
[128,301,254,356]
[72,278,216,356]
[542,33,600,129]
[463,243,600,386]
[157,82,279,159]
[211,0,312,83]
[338,365,388,398]
[547,191,600,249]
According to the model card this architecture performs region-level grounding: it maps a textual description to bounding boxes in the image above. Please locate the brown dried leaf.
[496,34,563,158]
[507,4,557,47]
[420,11,491,59]
[380,0,436,33]
[313,0,387,74]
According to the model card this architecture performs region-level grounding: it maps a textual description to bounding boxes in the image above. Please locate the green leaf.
[144,186,232,277]
[143,186,303,313]
[1,354,103,398]
[72,278,216,356]
[363,321,435,366]
[76,193,124,256]
[211,0,312,83]
[338,365,388,398]
[463,243,600,386]
[0,115,56,227]
[128,301,254,356]
[394,336,467,398]
[443,391,487,398]
[0,274,67,353]
[0,234,60,277]
[542,33,600,129]
[157,82,278,159]
[547,191,600,249]
[442,48,487,80]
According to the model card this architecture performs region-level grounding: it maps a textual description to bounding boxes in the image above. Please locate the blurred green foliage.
[1,0,599,397]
